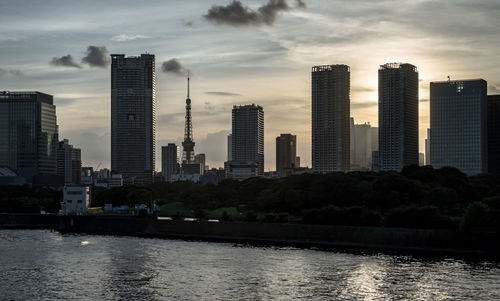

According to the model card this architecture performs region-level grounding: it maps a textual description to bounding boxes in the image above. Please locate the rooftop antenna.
[447,75,451,82]
[187,71,190,98]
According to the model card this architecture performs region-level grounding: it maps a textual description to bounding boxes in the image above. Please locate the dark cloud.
[204,0,297,27]
[295,0,306,9]
[204,91,241,96]
[161,59,189,76]
[0,68,24,77]
[81,45,110,68]
[50,54,82,68]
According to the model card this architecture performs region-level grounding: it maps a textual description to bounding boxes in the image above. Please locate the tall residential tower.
[111,54,156,184]
[276,133,297,177]
[311,65,350,173]
[378,63,419,171]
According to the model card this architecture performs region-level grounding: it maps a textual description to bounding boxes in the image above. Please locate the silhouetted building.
[425,128,431,166]
[161,143,179,182]
[229,104,264,180]
[56,139,81,185]
[227,134,232,161]
[488,95,500,174]
[182,76,195,163]
[111,54,155,184]
[378,63,419,171]
[276,134,297,177]
[430,79,487,175]
[0,91,58,181]
[312,65,350,173]
[352,122,373,171]
[194,153,206,173]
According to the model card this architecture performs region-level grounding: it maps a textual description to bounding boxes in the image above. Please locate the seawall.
[58,215,500,257]
[0,213,57,229]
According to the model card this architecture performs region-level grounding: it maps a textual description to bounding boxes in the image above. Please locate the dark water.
[0,230,499,300]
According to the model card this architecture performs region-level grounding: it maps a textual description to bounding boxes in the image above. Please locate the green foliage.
[385,205,456,229]
[303,205,381,227]
[461,202,499,231]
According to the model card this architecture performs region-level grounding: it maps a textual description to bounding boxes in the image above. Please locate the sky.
[1,0,499,171]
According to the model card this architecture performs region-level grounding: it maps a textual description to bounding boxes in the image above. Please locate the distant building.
[372,151,380,172]
[162,143,179,182]
[311,65,350,173]
[488,95,500,174]
[194,153,206,174]
[0,166,26,186]
[61,186,90,215]
[378,63,419,171]
[227,134,232,161]
[81,167,94,186]
[111,54,156,184]
[229,104,264,180]
[0,91,58,181]
[276,134,297,177]
[419,153,425,166]
[430,79,487,175]
[425,128,431,166]
[56,139,81,185]
[351,122,373,171]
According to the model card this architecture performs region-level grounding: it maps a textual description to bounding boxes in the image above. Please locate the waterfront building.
[489,95,500,174]
[111,54,156,184]
[0,91,58,181]
[378,63,419,171]
[311,65,350,173]
[61,186,90,215]
[430,79,487,175]
[56,139,81,185]
[229,104,264,179]
[161,143,179,182]
[276,134,297,177]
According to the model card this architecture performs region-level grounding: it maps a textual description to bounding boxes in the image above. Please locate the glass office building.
[0,91,58,175]
[430,79,487,175]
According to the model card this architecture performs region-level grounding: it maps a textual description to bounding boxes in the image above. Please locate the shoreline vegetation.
[1,166,500,232]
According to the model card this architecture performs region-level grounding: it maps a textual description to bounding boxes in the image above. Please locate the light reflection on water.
[0,230,499,300]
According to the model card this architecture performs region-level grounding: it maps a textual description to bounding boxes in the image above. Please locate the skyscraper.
[229,104,264,180]
[430,79,487,175]
[276,133,297,177]
[425,128,430,166]
[56,139,81,185]
[311,65,350,173]
[111,54,156,184]
[378,63,419,171]
[0,91,58,179]
[352,122,373,171]
[488,95,500,174]
[161,143,179,182]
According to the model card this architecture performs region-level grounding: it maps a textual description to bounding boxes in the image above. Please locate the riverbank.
[58,215,500,257]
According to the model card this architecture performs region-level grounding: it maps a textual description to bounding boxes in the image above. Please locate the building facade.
[276,134,297,177]
[161,143,179,182]
[352,122,374,171]
[378,63,419,171]
[0,91,58,179]
[488,95,500,174]
[430,79,487,175]
[311,65,350,173]
[56,139,81,185]
[229,104,264,179]
[111,54,156,184]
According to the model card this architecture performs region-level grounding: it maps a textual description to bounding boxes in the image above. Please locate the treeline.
[90,165,500,231]
[0,185,61,213]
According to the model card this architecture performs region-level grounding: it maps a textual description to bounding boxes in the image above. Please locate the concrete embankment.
[0,213,57,229]
[58,215,500,257]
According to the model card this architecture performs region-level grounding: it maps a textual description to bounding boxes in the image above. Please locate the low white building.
[61,186,90,215]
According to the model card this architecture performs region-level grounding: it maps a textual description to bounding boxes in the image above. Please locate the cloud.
[295,0,306,9]
[81,45,110,68]
[161,58,189,76]
[204,91,241,96]
[0,68,24,77]
[50,54,82,68]
[351,101,377,109]
[204,0,297,27]
[111,34,148,42]
[196,130,231,166]
[488,85,500,94]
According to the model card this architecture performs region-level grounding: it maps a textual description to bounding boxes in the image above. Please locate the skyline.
[1,0,500,170]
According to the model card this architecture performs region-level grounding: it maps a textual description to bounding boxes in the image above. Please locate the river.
[0,230,499,300]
